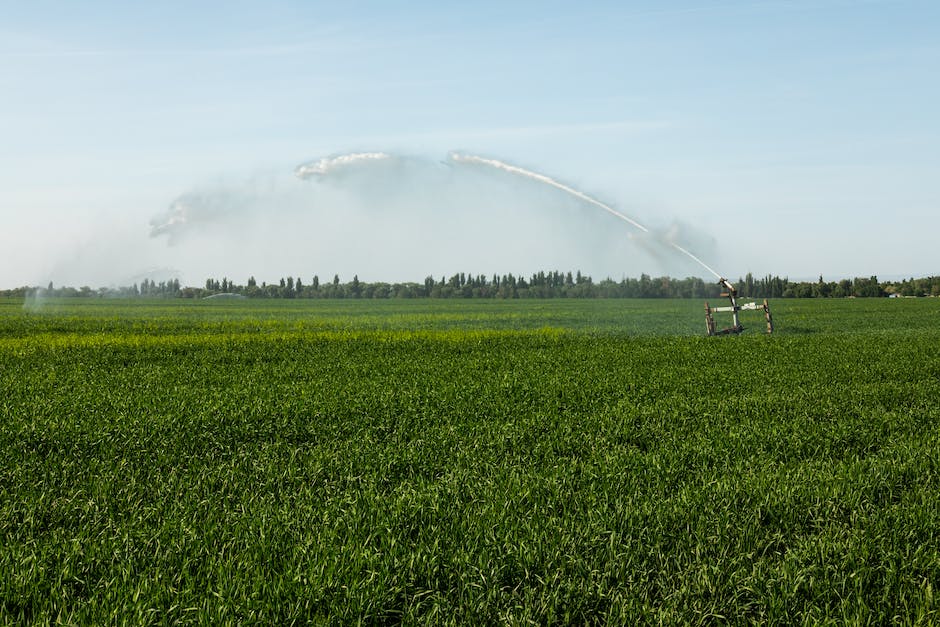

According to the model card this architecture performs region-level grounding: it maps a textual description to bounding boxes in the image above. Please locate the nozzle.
[718,277,736,294]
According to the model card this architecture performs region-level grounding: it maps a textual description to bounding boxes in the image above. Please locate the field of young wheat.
[1,297,938,623]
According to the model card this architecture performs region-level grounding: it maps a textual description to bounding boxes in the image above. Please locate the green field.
[2,297,938,623]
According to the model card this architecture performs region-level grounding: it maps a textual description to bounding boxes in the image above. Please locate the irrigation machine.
[704,278,774,336]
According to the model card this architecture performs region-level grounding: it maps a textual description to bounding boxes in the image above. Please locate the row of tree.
[734,274,890,298]
[6,272,940,300]
[4,279,183,299]
[7,270,940,299]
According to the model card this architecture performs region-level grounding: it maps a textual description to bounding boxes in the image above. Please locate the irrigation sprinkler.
[704,278,773,336]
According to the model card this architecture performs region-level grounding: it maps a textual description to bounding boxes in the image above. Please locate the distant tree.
[853,276,883,298]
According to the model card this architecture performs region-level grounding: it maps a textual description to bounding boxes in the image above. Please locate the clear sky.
[1,0,938,288]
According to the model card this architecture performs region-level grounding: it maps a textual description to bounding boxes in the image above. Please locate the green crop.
[1,297,938,623]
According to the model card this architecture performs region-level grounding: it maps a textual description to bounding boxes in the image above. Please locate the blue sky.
[1,0,937,287]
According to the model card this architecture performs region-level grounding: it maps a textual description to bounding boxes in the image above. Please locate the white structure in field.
[704,278,774,336]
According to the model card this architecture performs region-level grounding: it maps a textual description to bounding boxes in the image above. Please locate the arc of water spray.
[667,242,722,281]
[447,152,722,280]
[295,152,392,179]
[448,152,650,233]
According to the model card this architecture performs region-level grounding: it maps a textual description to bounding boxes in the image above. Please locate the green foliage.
[1,298,938,622]
[10,272,940,300]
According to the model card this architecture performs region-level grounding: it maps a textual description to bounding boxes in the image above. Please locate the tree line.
[7,272,939,299]
[199,272,940,299]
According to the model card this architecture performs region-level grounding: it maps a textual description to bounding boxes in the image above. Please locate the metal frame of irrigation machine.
[704,278,774,336]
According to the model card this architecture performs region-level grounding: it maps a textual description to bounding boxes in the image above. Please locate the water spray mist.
[295,152,393,179]
[447,152,722,280]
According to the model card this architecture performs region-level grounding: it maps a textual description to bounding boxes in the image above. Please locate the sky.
[1,0,938,288]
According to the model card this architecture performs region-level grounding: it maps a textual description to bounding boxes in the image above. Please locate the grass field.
[1,297,938,623]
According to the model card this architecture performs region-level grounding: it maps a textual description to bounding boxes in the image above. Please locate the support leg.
[764,299,774,334]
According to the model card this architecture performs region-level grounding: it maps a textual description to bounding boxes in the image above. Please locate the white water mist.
[447,152,722,280]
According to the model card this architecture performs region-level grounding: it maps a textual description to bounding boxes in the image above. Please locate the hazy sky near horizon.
[1,0,937,288]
